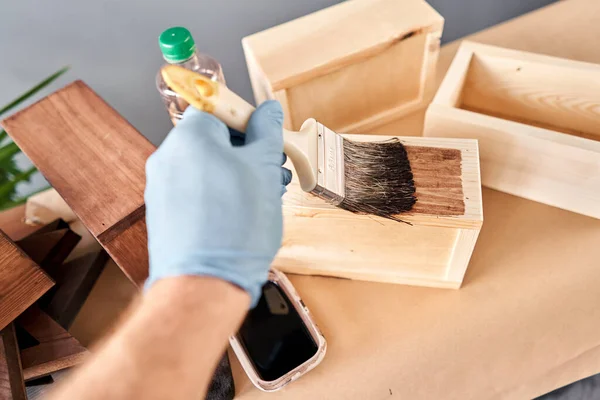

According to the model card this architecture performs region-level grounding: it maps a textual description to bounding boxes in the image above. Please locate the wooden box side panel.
[275,210,461,288]
[242,0,443,91]
[425,104,600,219]
[1,81,154,237]
[445,228,481,284]
[284,32,431,133]
[243,39,274,106]
[460,52,600,141]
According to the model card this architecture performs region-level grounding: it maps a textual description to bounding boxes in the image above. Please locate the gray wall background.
[0,0,559,145]
[0,0,557,191]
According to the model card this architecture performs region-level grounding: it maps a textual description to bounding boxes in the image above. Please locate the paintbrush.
[161,65,416,220]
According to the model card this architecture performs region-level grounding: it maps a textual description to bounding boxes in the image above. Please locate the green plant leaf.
[0,157,20,180]
[0,196,28,211]
[0,165,37,204]
[0,141,21,163]
[0,66,69,117]
[0,130,7,144]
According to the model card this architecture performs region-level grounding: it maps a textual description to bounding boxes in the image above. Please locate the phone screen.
[238,281,318,381]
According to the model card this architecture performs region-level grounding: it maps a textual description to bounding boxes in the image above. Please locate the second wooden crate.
[243,0,444,134]
[424,42,600,219]
[275,136,482,289]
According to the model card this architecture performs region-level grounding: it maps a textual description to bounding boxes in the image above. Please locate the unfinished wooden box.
[424,42,600,219]
[275,136,482,289]
[243,0,444,134]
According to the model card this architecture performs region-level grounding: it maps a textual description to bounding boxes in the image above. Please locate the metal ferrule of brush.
[312,123,345,205]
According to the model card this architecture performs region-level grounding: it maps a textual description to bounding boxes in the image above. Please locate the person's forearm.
[48,276,250,400]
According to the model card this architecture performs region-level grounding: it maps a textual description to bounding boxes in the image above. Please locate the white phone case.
[229,269,327,392]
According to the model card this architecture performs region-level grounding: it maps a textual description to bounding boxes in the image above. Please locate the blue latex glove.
[144,100,292,306]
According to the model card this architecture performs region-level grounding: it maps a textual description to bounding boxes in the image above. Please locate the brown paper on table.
[230,188,600,399]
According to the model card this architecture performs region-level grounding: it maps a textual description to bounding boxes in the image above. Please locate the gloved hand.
[144,100,292,306]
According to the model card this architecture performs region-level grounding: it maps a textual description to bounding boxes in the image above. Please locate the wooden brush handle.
[161,65,318,192]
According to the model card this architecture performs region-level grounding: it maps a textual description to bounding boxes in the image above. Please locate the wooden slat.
[44,251,109,329]
[17,228,81,276]
[16,305,88,381]
[2,81,155,286]
[0,230,54,331]
[0,324,27,400]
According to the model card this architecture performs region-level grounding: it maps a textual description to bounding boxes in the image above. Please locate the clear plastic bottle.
[156,27,225,124]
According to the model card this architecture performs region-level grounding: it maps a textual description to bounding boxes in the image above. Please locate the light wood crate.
[275,135,483,289]
[424,42,600,219]
[242,0,444,134]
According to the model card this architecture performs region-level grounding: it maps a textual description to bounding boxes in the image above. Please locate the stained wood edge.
[0,323,27,400]
[22,351,88,382]
[96,205,145,244]
[101,216,149,286]
[16,306,88,381]
[0,230,55,331]
[243,1,443,90]
[0,80,152,239]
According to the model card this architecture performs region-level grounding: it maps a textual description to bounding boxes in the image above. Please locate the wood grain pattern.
[0,324,26,400]
[243,0,443,132]
[16,305,87,381]
[2,81,153,236]
[405,146,464,216]
[0,230,54,331]
[278,135,482,288]
[424,41,600,219]
[1,81,154,287]
[461,53,600,140]
[98,211,148,285]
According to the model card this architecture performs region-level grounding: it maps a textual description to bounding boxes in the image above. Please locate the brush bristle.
[339,139,416,221]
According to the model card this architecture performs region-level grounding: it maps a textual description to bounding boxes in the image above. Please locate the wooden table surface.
[232,1,600,399]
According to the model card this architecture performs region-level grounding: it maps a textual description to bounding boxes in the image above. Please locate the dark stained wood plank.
[0,230,54,331]
[17,227,81,277]
[98,209,149,285]
[0,324,27,400]
[16,305,88,381]
[44,251,109,329]
[2,81,155,287]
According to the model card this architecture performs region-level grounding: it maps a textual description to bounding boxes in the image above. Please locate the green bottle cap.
[159,27,196,63]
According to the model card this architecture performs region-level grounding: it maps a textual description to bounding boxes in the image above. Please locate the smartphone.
[230,269,326,392]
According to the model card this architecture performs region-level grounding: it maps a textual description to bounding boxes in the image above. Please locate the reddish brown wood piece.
[0,324,27,400]
[2,81,155,287]
[16,305,88,381]
[0,230,54,331]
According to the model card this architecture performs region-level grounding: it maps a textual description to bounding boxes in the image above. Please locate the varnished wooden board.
[16,305,88,381]
[0,230,54,331]
[0,324,27,400]
[1,81,154,286]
